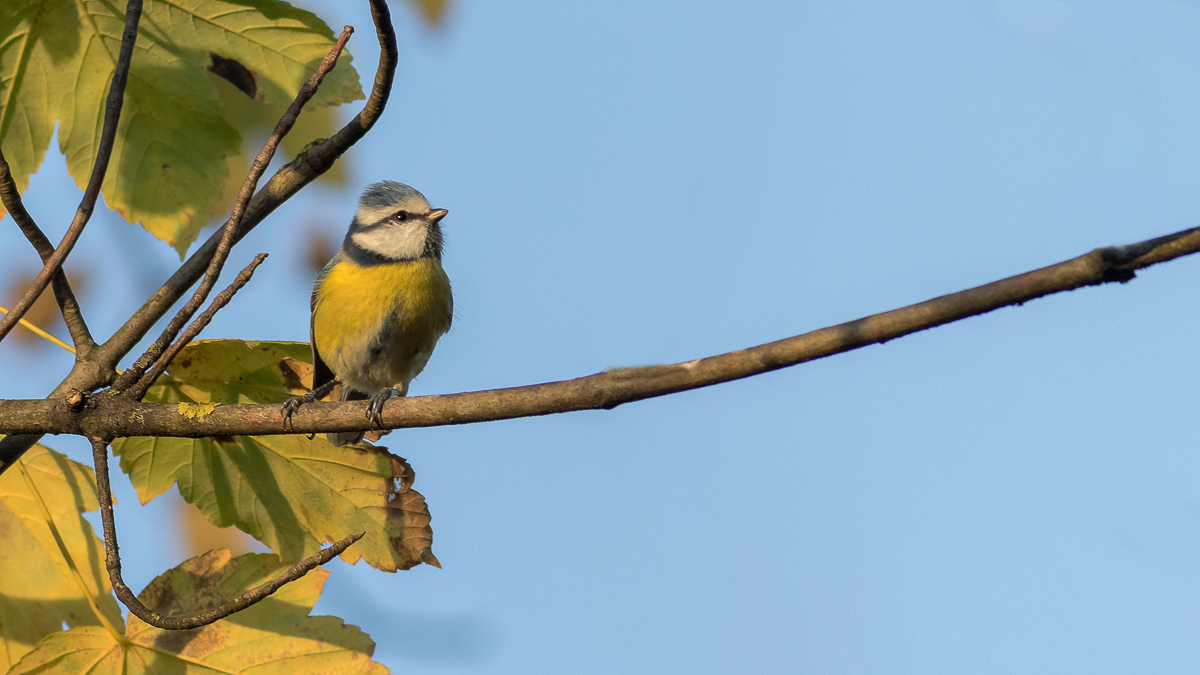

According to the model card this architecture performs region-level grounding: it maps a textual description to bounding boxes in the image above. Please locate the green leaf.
[8,551,390,675]
[1,0,362,256]
[144,0,362,108]
[111,340,440,572]
[0,444,124,671]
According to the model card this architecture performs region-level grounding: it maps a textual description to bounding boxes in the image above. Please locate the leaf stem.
[0,304,76,355]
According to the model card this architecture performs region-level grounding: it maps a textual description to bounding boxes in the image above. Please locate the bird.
[283,181,453,445]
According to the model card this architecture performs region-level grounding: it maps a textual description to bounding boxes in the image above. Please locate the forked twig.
[0,0,144,345]
[89,437,363,630]
[128,253,269,400]
[110,25,355,395]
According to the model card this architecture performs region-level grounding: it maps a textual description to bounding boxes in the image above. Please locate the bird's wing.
[310,313,335,393]
[310,254,338,393]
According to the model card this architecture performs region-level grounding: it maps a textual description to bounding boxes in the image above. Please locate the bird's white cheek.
[352,223,426,259]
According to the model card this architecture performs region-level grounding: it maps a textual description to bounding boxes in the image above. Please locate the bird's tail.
[329,386,368,446]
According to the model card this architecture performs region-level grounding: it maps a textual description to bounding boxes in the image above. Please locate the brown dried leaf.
[408,0,450,25]
[305,228,338,275]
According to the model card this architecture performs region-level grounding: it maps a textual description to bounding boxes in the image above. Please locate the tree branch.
[110,26,354,394]
[0,147,94,351]
[89,437,362,630]
[4,225,1198,439]
[0,0,143,346]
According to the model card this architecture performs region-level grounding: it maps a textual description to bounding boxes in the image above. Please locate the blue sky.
[4,0,1200,672]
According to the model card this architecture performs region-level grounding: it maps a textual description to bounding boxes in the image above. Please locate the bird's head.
[346,181,448,261]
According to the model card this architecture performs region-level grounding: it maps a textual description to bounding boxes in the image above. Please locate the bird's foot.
[281,392,315,424]
[282,380,337,429]
[366,387,403,429]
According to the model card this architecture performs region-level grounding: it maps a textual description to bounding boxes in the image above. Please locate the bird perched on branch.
[283,181,453,445]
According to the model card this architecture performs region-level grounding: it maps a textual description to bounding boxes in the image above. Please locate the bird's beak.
[428,208,448,223]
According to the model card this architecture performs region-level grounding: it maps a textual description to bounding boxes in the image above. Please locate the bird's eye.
[394,211,409,222]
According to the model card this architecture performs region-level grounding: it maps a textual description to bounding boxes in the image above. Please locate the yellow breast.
[312,256,452,389]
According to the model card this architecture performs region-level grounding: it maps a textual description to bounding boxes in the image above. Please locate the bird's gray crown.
[353,181,431,226]
[360,181,426,210]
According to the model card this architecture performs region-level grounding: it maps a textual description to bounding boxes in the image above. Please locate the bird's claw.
[281,392,315,429]
[367,387,401,428]
[281,380,338,432]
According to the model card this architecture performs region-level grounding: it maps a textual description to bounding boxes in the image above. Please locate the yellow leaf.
[0,444,123,670]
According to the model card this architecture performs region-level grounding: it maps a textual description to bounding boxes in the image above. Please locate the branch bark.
[3,225,1197,439]
[0,0,143,346]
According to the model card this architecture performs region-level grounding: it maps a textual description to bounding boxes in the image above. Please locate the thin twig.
[0,147,41,242]
[100,0,397,379]
[110,26,354,395]
[0,147,94,351]
[89,437,363,630]
[129,253,268,400]
[0,0,143,346]
[4,225,1199,440]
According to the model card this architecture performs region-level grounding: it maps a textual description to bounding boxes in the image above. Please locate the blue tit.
[283,181,453,446]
